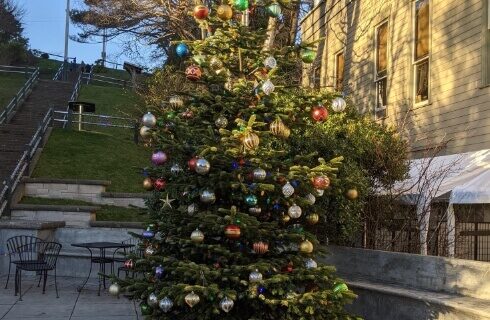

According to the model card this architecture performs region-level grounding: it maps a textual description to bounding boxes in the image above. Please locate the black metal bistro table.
[71,242,134,295]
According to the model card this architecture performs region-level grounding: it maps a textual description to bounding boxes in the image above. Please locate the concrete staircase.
[0,79,73,184]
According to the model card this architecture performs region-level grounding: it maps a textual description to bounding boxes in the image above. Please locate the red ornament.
[193,5,209,20]
[185,65,202,81]
[154,178,166,191]
[181,109,194,119]
[253,241,269,254]
[124,259,134,269]
[311,105,328,122]
[282,262,293,273]
[224,224,241,239]
[188,157,198,171]
[312,176,330,190]
[238,158,246,167]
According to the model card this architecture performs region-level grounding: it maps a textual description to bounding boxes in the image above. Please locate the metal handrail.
[0,68,39,124]
[53,63,64,80]
[0,108,53,217]
[81,73,131,88]
[0,65,37,74]
[59,72,83,129]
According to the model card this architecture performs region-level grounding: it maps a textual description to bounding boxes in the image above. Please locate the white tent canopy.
[391,149,490,256]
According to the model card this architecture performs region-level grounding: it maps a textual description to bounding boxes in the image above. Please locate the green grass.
[20,197,148,222]
[35,58,62,79]
[0,72,27,110]
[78,84,143,117]
[95,67,130,80]
[32,129,151,192]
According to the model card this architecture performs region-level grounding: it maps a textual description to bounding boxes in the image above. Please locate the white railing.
[0,65,36,74]
[53,63,64,80]
[82,73,131,88]
[0,67,40,124]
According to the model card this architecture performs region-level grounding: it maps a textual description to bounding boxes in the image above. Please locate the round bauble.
[253,168,267,181]
[143,228,155,239]
[151,151,167,165]
[301,48,316,63]
[191,229,204,243]
[215,115,228,128]
[311,105,328,122]
[312,176,330,190]
[282,214,291,223]
[300,239,314,253]
[155,265,164,279]
[188,157,198,171]
[185,65,202,81]
[346,188,359,200]
[195,158,211,175]
[263,56,277,69]
[306,213,319,225]
[217,4,233,20]
[249,207,261,215]
[124,259,134,269]
[333,282,349,294]
[170,163,183,175]
[244,194,258,206]
[142,112,156,128]
[288,204,302,219]
[108,283,121,296]
[159,297,173,313]
[233,0,249,11]
[154,178,166,191]
[185,291,200,308]
[267,2,281,17]
[169,95,184,108]
[220,296,234,313]
[282,182,294,198]
[147,293,158,307]
[193,5,209,20]
[253,241,269,254]
[282,262,293,273]
[243,132,260,150]
[144,245,156,257]
[261,79,275,95]
[224,224,241,239]
[305,193,316,205]
[142,178,153,191]
[332,97,347,112]
[249,269,263,283]
[187,203,198,215]
[175,42,189,57]
[139,126,152,139]
[270,118,290,139]
[305,258,318,269]
[200,189,216,204]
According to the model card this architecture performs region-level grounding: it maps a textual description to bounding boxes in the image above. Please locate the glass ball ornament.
[191,229,205,243]
[244,194,258,206]
[253,241,269,254]
[142,112,156,128]
[187,203,198,215]
[188,157,198,171]
[147,292,158,307]
[220,296,234,313]
[252,168,267,181]
[249,207,261,215]
[312,176,330,190]
[154,178,166,191]
[175,42,189,57]
[195,158,211,175]
[185,65,202,81]
[124,259,134,269]
[145,245,156,257]
[142,178,153,191]
[299,239,314,253]
[346,188,359,200]
[267,2,281,17]
[170,163,183,175]
[185,291,200,308]
[305,193,316,205]
[305,258,318,269]
[311,105,328,122]
[249,269,263,283]
[155,265,164,279]
[306,213,319,225]
[257,285,266,294]
[332,97,347,112]
[282,182,294,198]
[193,4,209,20]
[333,282,349,294]
[159,297,173,313]
[233,0,249,11]
[217,4,233,20]
[243,132,260,150]
[301,48,316,63]
[224,224,241,239]
[108,283,121,297]
[215,115,228,128]
[270,118,290,139]
[282,214,291,223]
[200,189,216,204]
[261,79,275,95]
[169,95,184,108]
[263,56,277,69]
[139,126,152,139]
[288,204,302,219]
[151,151,167,166]
[143,227,155,239]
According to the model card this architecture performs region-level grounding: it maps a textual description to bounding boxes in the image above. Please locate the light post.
[63,0,70,80]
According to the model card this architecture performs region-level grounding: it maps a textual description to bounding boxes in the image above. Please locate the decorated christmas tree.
[112,2,360,319]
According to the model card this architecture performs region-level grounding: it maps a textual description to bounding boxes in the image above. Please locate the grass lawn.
[35,58,62,79]
[95,67,131,80]
[20,197,149,222]
[78,84,143,117]
[0,73,27,110]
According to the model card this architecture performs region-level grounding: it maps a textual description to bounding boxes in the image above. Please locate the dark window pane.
[377,22,388,74]
[415,0,429,60]
[415,60,429,103]
[336,52,344,91]
[376,78,387,109]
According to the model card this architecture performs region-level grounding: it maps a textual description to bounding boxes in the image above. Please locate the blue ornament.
[231,161,240,170]
[244,194,258,206]
[248,183,258,191]
[273,203,281,211]
[257,286,266,294]
[175,43,189,57]
[155,265,164,279]
[142,169,149,177]
[143,228,155,239]
[290,180,300,188]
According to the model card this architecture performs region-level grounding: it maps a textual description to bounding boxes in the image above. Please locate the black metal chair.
[112,238,141,278]
[15,241,62,300]
[4,236,42,289]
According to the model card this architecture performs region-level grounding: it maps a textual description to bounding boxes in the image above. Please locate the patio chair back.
[6,236,42,257]
[18,242,62,270]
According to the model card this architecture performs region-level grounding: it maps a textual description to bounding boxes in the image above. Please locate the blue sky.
[15,0,154,68]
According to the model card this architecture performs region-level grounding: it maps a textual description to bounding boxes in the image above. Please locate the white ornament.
[200,189,216,204]
[288,204,302,219]
[249,269,263,283]
[263,56,277,69]
[170,163,183,174]
[108,283,121,297]
[282,182,294,198]
[314,189,324,197]
[142,112,156,127]
[331,97,347,112]
[147,292,158,307]
[159,297,173,313]
[195,158,211,175]
[191,229,205,243]
[305,193,316,205]
[261,79,275,95]
[253,168,267,181]
[139,126,151,139]
[249,207,262,215]
[169,95,184,108]
[220,296,234,313]
[305,258,318,269]
[185,291,200,308]
[188,203,198,215]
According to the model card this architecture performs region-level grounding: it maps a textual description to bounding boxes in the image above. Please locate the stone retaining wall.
[10,204,97,227]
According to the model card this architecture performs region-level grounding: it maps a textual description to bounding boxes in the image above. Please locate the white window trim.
[334,50,345,93]
[412,0,431,108]
[482,0,490,87]
[374,20,389,119]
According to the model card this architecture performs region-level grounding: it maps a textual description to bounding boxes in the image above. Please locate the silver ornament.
[263,56,277,69]
[142,112,156,128]
[200,189,216,204]
[305,258,318,269]
[253,168,267,181]
[261,79,275,95]
[215,116,228,128]
[249,269,263,283]
[139,126,152,139]
[282,182,294,198]
[288,204,302,219]
[169,95,184,108]
[331,97,347,112]
[147,292,158,307]
[145,245,156,256]
[159,297,173,313]
[185,291,200,308]
[170,163,183,174]
[195,158,211,175]
[249,207,262,215]
[220,297,234,313]
[190,229,205,243]
[188,203,198,215]
[305,193,316,205]
[108,283,121,297]
[314,189,324,197]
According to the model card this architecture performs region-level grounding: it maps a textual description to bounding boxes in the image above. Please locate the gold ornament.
[306,213,319,225]
[299,239,314,253]
[269,118,290,139]
[217,4,233,20]
[243,132,260,150]
[282,214,291,223]
[346,188,359,200]
[142,178,153,191]
[185,291,200,308]
[191,229,205,243]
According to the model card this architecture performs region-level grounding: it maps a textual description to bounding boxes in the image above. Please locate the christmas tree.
[113,2,359,319]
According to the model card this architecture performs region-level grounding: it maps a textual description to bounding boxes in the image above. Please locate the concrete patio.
[0,275,141,319]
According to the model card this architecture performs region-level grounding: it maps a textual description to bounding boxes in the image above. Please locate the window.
[335,51,345,92]
[483,0,490,85]
[413,0,430,104]
[375,21,388,119]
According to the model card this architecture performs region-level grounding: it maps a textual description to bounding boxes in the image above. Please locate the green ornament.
[234,0,249,11]
[301,49,316,63]
[235,218,241,224]
[333,282,349,294]
[140,303,151,315]
[267,3,281,17]
[166,111,177,120]
[244,194,258,206]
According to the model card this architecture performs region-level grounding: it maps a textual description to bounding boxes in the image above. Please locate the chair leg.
[18,270,22,301]
[14,268,18,296]
[42,271,47,294]
[37,272,42,287]
[5,262,11,289]
[54,268,59,299]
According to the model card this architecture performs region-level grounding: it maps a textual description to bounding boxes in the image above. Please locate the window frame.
[334,50,345,93]
[482,0,490,87]
[374,20,389,120]
[412,0,431,107]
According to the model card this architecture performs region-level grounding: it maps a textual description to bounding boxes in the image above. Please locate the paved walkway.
[0,276,141,319]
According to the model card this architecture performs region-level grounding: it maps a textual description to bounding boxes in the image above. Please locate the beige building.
[301,0,490,157]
